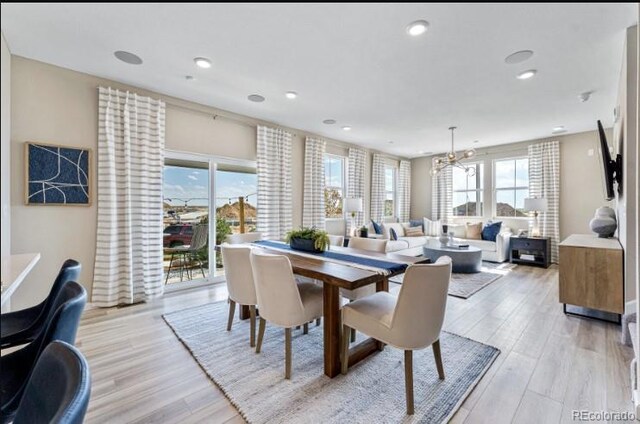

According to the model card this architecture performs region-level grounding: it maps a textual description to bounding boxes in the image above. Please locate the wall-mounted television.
[597,120,622,201]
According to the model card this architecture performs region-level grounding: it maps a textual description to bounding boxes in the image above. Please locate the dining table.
[238,242,429,378]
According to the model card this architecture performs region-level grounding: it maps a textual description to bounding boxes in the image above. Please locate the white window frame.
[452,162,484,218]
[383,165,397,219]
[493,156,530,219]
[324,154,347,220]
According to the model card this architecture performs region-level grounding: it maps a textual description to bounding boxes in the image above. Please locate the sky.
[163,166,257,208]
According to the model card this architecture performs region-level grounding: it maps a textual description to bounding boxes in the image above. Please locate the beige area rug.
[390,262,517,299]
[163,301,500,424]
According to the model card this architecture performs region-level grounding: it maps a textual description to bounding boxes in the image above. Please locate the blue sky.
[163,166,257,208]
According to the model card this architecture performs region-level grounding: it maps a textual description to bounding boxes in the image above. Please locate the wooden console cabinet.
[559,234,623,321]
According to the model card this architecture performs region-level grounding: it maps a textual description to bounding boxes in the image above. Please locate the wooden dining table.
[238,244,428,378]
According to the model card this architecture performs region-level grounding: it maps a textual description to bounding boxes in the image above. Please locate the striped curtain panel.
[256,125,293,240]
[398,160,411,222]
[370,154,386,223]
[347,147,366,234]
[528,141,560,263]
[431,158,453,221]
[303,137,326,229]
[93,87,165,307]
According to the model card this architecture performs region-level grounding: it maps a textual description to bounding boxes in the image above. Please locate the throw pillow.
[423,218,441,236]
[371,219,382,235]
[466,222,482,240]
[409,219,424,231]
[404,226,425,237]
[482,221,503,242]
[389,228,398,241]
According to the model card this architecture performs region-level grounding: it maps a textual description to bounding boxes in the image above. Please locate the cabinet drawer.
[511,238,546,250]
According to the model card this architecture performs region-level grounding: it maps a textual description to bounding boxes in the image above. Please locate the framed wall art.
[25,142,91,206]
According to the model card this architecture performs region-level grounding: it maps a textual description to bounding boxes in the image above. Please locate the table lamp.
[524,197,548,237]
[344,198,363,237]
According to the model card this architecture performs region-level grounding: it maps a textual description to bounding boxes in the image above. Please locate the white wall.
[10,56,400,309]
[1,33,11,264]
[410,129,613,241]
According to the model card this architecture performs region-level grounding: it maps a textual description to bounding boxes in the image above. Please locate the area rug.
[163,301,500,424]
[389,262,516,299]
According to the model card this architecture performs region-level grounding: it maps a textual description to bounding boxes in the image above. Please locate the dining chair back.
[328,235,344,247]
[1,259,81,349]
[348,237,387,252]
[226,232,263,244]
[13,341,90,424]
[221,245,257,306]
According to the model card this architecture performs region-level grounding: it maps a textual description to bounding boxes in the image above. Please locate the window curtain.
[528,141,560,263]
[92,87,165,307]
[398,160,411,222]
[347,147,366,235]
[370,154,386,223]
[256,125,293,240]
[303,137,326,229]
[431,158,452,222]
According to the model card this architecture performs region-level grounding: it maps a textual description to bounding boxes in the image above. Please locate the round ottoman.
[422,244,482,273]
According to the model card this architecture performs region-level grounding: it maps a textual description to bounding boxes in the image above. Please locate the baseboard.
[627,299,638,316]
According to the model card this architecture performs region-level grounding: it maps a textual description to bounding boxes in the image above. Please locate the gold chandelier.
[430,126,476,177]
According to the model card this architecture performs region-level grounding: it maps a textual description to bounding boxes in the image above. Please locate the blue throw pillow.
[409,219,424,232]
[390,228,398,241]
[482,221,502,242]
[371,219,382,235]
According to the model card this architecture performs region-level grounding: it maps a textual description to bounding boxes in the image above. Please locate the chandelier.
[430,126,476,177]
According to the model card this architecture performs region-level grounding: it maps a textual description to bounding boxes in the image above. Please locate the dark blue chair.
[13,341,90,424]
[0,281,87,423]
[1,259,81,349]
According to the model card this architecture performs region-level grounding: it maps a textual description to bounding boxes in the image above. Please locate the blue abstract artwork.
[26,143,90,205]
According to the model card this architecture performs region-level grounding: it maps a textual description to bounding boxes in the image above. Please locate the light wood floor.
[76,265,634,423]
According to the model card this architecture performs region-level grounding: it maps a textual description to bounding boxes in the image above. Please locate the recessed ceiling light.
[342,126,352,131]
[406,20,429,36]
[194,57,212,69]
[185,75,194,81]
[473,140,479,143]
[552,126,566,134]
[285,91,297,99]
[323,119,337,125]
[114,50,143,65]
[578,91,592,102]
[247,94,265,103]
[517,69,537,80]
[504,50,534,64]
[388,141,394,144]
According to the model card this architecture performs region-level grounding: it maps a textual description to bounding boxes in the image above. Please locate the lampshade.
[344,198,363,212]
[524,197,548,212]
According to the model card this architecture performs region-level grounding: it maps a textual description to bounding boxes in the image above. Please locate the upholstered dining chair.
[328,235,344,247]
[1,259,81,349]
[250,250,323,379]
[341,256,452,415]
[0,281,87,423]
[221,245,258,347]
[226,232,263,244]
[12,341,90,424]
[341,237,388,341]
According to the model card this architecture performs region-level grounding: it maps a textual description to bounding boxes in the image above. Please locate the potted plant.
[285,227,330,253]
[359,225,368,238]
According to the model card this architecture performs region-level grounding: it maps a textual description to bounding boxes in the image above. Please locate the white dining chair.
[221,245,258,347]
[250,250,323,379]
[341,256,452,415]
[226,232,263,244]
[328,235,344,247]
[341,237,388,341]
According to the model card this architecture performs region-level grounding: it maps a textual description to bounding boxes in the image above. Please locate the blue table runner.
[253,240,408,274]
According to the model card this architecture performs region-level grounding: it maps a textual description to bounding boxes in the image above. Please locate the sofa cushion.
[409,219,424,231]
[404,226,425,237]
[423,218,441,236]
[398,236,427,248]
[448,224,467,238]
[461,239,497,252]
[466,222,482,239]
[389,228,398,240]
[482,221,502,242]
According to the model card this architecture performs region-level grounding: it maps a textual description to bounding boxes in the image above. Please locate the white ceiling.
[1,3,637,157]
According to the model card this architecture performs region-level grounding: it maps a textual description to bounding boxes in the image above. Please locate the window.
[384,166,396,217]
[452,163,484,217]
[494,158,529,217]
[324,155,345,218]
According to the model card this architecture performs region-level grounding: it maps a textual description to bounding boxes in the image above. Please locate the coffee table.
[422,242,482,273]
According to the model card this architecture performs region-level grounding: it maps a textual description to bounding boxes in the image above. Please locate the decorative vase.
[439,233,450,247]
[290,237,324,253]
[589,206,617,238]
